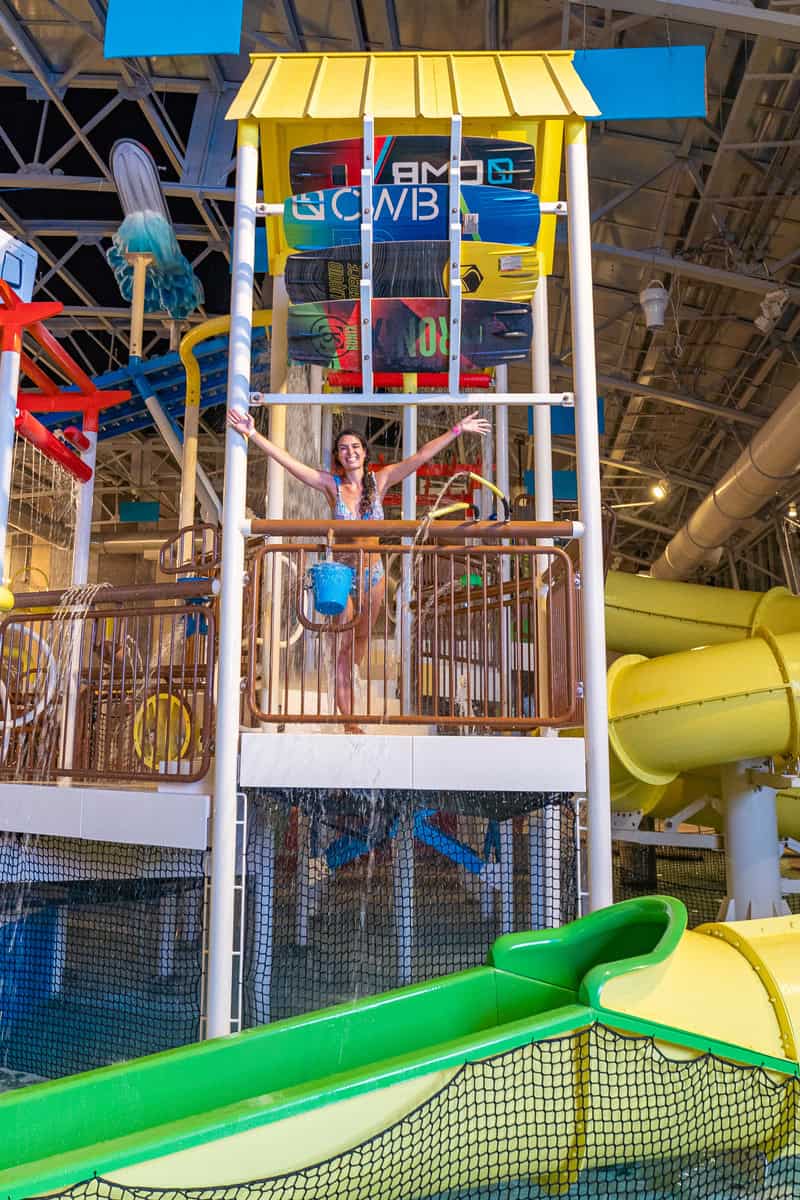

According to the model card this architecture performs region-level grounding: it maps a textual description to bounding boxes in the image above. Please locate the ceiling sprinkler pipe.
[651,379,800,580]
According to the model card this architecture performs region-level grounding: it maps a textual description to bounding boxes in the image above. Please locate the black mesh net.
[34,1025,800,1200]
[243,790,577,1025]
[613,839,800,926]
[0,833,204,1081]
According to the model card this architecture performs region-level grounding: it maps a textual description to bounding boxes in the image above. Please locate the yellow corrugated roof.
[227,52,599,122]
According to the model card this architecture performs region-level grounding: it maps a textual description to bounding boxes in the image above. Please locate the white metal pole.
[565,118,613,911]
[267,276,289,518]
[719,759,788,920]
[532,279,554,531]
[401,393,417,715]
[0,346,22,581]
[494,364,514,929]
[250,810,275,1025]
[310,365,325,469]
[71,428,96,585]
[392,807,415,985]
[530,271,562,925]
[60,424,97,775]
[207,119,259,1040]
[266,277,288,716]
[494,366,510,501]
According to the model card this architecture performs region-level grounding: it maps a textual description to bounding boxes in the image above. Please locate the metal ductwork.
[650,379,800,580]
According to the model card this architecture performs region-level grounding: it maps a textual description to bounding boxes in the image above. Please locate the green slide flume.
[1,897,799,1199]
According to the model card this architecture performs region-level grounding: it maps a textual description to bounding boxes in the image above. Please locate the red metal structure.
[0,280,130,480]
[326,371,492,389]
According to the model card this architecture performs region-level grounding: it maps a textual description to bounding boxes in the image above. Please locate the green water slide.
[2,897,799,1199]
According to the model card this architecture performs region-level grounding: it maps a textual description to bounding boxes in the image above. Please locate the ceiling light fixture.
[639,280,668,330]
[754,288,789,335]
[789,501,798,520]
[650,478,669,502]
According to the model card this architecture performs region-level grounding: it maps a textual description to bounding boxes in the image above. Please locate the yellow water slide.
[602,570,800,837]
[605,569,800,656]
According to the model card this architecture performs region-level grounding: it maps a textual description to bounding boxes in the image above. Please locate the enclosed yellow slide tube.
[608,630,800,813]
[605,569,800,656]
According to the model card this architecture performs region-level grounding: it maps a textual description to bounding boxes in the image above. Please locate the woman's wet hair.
[333,428,377,517]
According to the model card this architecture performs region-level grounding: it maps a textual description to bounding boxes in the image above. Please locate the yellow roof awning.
[226,52,596,276]
[227,51,599,123]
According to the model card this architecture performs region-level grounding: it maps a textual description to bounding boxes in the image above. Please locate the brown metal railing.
[0,585,215,784]
[159,524,221,576]
[247,540,579,729]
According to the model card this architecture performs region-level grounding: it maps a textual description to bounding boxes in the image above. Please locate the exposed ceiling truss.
[0,0,798,585]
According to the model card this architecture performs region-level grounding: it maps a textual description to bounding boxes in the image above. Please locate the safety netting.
[0,833,204,1081]
[243,789,577,1025]
[30,1025,800,1200]
[613,839,800,926]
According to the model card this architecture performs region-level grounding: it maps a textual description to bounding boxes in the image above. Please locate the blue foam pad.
[105,0,243,57]
[574,46,707,121]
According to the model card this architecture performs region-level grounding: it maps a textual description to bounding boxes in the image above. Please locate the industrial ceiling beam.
[550,364,764,428]
[0,0,112,180]
[0,172,239,201]
[582,0,800,45]
[591,242,800,305]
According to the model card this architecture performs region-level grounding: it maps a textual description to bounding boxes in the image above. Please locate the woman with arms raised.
[228,409,490,731]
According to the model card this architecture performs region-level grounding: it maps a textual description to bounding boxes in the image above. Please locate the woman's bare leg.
[336,575,385,731]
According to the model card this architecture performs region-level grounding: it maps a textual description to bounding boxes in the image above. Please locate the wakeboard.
[283,184,540,251]
[289,136,535,193]
[285,241,539,303]
[287,298,532,373]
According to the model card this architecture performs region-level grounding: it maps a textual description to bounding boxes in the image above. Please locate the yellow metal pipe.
[605,569,800,656]
[177,310,272,527]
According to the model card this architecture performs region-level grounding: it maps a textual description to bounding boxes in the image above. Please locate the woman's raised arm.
[376,411,491,490]
[227,408,333,495]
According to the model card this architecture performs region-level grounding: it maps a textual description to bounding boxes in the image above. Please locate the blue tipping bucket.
[308,560,354,616]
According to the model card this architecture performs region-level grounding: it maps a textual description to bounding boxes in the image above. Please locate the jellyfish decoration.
[107,140,205,321]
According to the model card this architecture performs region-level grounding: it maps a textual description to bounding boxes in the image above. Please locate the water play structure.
[3,896,800,1198]
[3,40,800,1200]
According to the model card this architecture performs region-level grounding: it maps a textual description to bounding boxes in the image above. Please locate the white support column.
[207,119,259,1040]
[719,759,789,920]
[392,808,415,985]
[565,118,613,911]
[310,364,325,467]
[532,279,554,531]
[60,423,97,775]
[360,116,375,398]
[448,115,463,399]
[531,269,562,926]
[265,277,289,718]
[401,394,417,715]
[295,808,311,946]
[0,345,22,580]
[480,407,494,519]
[267,275,289,520]
[157,892,178,978]
[499,819,514,934]
[249,807,275,1026]
[320,397,333,471]
[71,427,96,585]
[495,364,515,917]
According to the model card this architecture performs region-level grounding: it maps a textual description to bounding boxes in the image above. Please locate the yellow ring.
[133,692,192,768]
